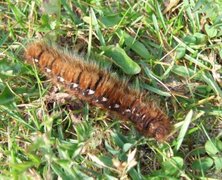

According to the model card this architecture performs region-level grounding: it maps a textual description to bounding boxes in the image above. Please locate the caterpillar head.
[24,42,44,64]
[147,120,171,141]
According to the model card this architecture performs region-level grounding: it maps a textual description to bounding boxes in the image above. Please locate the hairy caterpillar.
[24,41,171,141]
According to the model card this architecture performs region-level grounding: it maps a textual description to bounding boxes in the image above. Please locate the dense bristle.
[24,41,171,141]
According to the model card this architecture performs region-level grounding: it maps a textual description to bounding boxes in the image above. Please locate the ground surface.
[0,0,222,179]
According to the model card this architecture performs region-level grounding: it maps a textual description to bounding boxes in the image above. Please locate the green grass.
[0,0,222,179]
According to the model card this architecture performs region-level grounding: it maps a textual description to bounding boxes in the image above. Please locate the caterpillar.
[24,41,171,141]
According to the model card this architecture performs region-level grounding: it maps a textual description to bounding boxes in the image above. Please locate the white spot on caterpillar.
[142,115,146,120]
[87,89,95,95]
[122,109,131,115]
[34,58,39,63]
[45,68,51,73]
[132,108,136,113]
[136,113,140,117]
[114,104,120,108]
[95,99,99,102]
[108,106,111,108]
[125,109,131,113]
[70,83,78,89]
[101,97,108,102]
[57,76,65,82]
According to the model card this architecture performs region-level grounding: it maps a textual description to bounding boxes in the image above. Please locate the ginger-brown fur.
[24,41,171,141]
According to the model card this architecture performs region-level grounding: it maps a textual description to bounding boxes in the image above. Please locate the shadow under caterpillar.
[24,41,171,141]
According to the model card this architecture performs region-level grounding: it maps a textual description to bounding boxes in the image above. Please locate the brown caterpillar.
[24,41,171,141]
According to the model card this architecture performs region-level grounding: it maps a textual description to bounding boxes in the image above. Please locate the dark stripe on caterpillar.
[24,41,172,141]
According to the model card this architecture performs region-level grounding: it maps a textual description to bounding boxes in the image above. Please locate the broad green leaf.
[117,30,151,59]
[176,46,186,59]
[123,143,133,152]
[0,59,22,78]
[105,141,119,155]
[111,132,124,148]
[216,139,222,151]
[101,14,121,27]
[172,65,195,77]
[102,45,141,75]
[184,35,196,45]
[205,139,222,155]
[99,155,113,167]
[162,157,184,176]
[213,156,222,171]
[192,157,213,171]
[0,85,15,105]
[205,24,217,38]
[194,33,207,44]
[42,0,61,16]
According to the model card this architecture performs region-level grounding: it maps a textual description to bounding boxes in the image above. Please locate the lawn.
[0,0,222,179]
